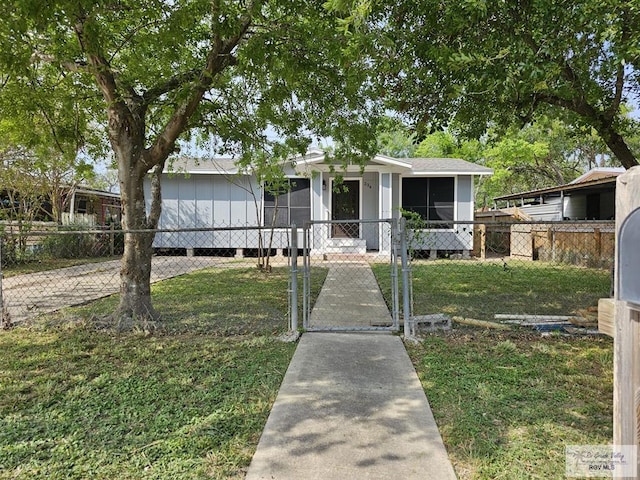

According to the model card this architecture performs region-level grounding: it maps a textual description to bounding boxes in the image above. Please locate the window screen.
[402,177,454,227]
[264,178,310,227]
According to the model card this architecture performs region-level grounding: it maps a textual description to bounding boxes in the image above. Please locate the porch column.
[379,172,393,254]
[311,174,324,252]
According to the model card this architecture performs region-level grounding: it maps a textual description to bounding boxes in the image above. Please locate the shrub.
[0,230,17,268]
[40,227,99,259]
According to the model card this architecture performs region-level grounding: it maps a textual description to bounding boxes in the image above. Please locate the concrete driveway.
[1,256,240,324]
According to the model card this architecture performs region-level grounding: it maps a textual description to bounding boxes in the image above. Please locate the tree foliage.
[0,0,381,325]
[346,0,640,168]
[374,115,618,207]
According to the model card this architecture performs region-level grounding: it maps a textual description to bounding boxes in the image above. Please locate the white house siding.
[148,174,277,250]
[311,174,323,225]
[380,173,392,218]
[391,174,401,219]
[145,153,492,255]
[514,197,563,221]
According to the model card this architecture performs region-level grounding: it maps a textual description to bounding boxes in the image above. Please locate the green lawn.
[0,266,326,480]
[372,260,613,479]
[408,331,613,480]
[1,260,615,479]
[375,259,611,320]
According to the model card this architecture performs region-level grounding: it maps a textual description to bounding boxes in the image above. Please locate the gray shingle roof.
[405,157,493,175]
[164,154,493,176]
[164,157,239,174]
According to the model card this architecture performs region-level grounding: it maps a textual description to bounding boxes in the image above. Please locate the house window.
[264,178,311,227]
[402,177,454,228]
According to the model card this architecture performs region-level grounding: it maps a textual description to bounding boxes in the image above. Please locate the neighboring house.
[147,149,492,256]
[62,187,122,226]
[493,167,625,221]
[0,186,121,227]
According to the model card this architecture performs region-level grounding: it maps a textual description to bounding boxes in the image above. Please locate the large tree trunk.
[72,6,252,330]
[118,225,157,328]
[110,110,163,330]
[116,176,159,328]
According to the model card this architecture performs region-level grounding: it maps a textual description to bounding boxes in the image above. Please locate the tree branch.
[146,160,165,229]
[144,12,253,172]
[534,91,637,168]
[142,69,201,104]
[606,6,630,120]
[74,14,121,108]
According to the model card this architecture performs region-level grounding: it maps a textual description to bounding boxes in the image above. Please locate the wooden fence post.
[593,228,601,261]
[613,166,640,477]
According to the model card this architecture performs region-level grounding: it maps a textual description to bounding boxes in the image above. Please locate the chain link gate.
[299,218,403,332]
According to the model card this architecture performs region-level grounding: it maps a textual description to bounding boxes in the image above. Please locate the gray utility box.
[618,206,640,307]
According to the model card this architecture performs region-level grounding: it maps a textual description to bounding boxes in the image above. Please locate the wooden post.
[110,223,115,257]
[479,223,487,260]
[546,226,555,262]
[594,228,601,261]
[613,166,640,477]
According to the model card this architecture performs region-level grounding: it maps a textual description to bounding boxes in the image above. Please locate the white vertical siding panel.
[363,172,379,250]
[194,175,214,248]
[456,176,473,221]
[391,174,400,219]
[178,176,196,229]
[212,177,231,247]
[160,177,180,230]
[229,179,248,226]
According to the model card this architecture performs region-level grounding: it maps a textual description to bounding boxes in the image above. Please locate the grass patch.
[0,266,327,479]
[42,266,327,336]
[408,331,613,479]
[374,260,610,320]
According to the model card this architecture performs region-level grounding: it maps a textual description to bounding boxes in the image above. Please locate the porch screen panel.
[264,178,310,227]
[289,178,311,226]
[402,177,454,227]
[402,178,428,220]
[429,178,454,223]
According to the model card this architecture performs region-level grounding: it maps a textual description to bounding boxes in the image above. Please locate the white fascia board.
[408,171,493,176]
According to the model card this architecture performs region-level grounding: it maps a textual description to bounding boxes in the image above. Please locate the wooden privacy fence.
[474,221,615,268]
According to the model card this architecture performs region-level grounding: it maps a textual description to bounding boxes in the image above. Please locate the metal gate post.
[399,217,412,338]
[302,223,310,329]
[290,225,298,332]
[391,219,400,330]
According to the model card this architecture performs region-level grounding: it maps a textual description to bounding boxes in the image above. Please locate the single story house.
[493,167,625,221]
[146,149,493,256]
[63,187,122,226]
[1,185,121,226]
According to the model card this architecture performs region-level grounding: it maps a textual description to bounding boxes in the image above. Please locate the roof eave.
[408,170,493,176]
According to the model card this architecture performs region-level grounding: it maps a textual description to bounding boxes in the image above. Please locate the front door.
[331,180,360,238]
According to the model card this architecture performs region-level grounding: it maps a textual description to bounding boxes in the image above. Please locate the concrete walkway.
[246,262,456,479]
[308,263,392,329]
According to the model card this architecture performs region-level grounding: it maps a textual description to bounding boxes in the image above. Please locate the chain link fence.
[0,224,298,329]
[0,220,614,334]
[301,219,400,332]
[398,220,614,333]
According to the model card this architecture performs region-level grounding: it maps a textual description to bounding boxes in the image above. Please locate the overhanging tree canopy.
[345,0,640,168]
[1,0,381,326]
